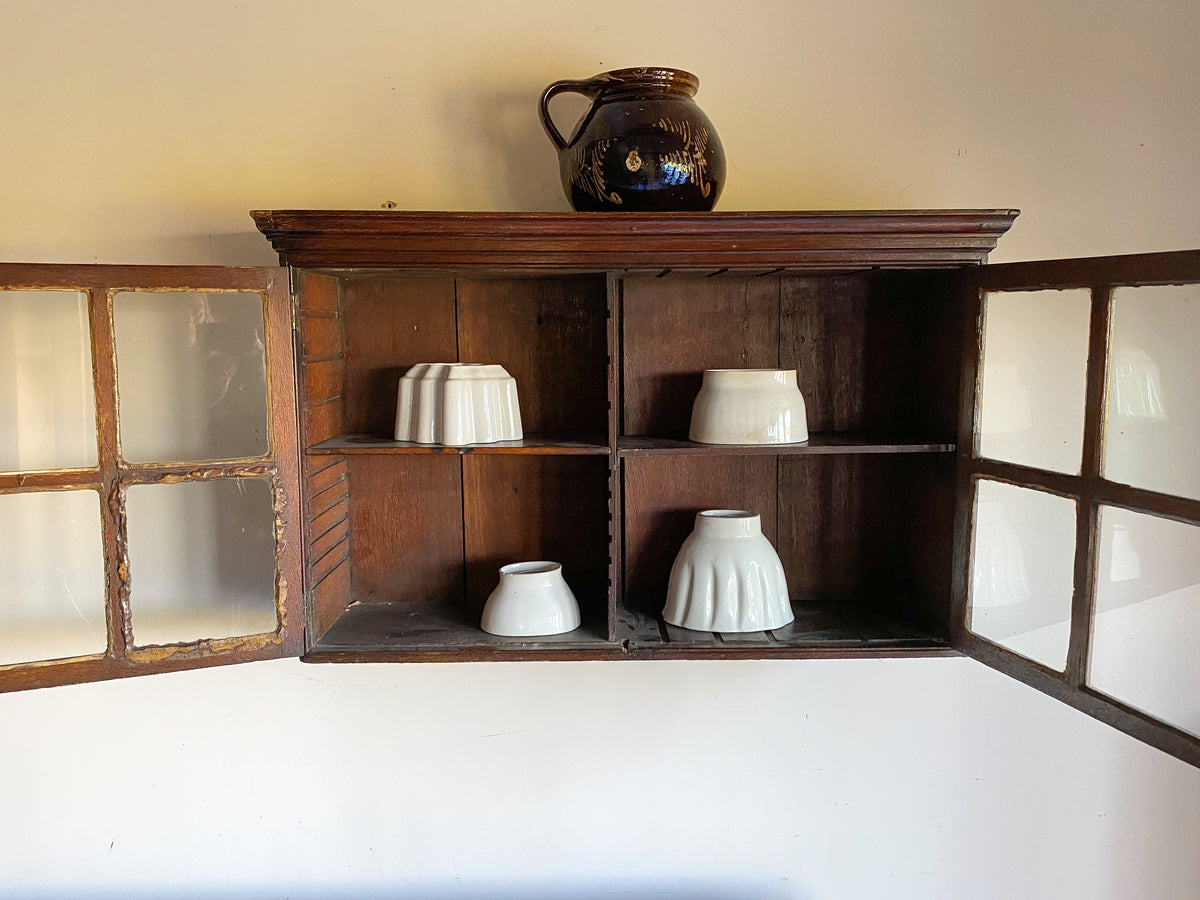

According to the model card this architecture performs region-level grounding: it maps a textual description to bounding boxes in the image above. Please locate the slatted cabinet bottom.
[305,600,619,661]
[615,597,953,659]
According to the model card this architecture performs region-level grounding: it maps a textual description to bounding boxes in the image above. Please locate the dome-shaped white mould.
[689,368,808,444]
[663,510,794,633]
[394,363,523,446]
[481,561,581,637]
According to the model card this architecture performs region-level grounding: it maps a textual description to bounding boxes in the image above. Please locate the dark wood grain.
[617,435,955,456]
[777,271,961,439]
[304,359,344,406]
[311,535,350,586]
[0,263,285,291]
[0,468,100,491]
[306,456,347,497]
[1065,284,1113,686]
[462,456,610,616]
[622,455,777,611]
[308,476,349,520]
[779,275,867,430]
[622,274,779,437]
[346,455,463,603]
[308,434,608,455]
[262,270,306,657]
[607,273,623,640]
[251,210,1018,270]
[295,270,339,311]
[776,456,888,600]
[309,494,348,547]
[976,249,1200,291]
[304,398,343,445]
[309,513,349,565]
[310,600,613,652]
[299,313,342,361]
[311,557,351,642]
[341,277,457,438]
[89,286,128,660]
[457,276,608,436]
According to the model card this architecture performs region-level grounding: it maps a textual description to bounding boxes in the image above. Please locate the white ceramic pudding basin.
[663,510,794,633]
[480,561,581,637]
[688,368,808,444]
[395,362,522,446]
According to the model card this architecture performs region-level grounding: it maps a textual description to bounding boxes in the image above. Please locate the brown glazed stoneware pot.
[539,67,726,211]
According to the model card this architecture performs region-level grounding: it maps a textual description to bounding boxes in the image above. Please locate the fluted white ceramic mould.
[394,362,522,446]
[480,561,581,637]
[688,368,808,444]
[663,510,794,632]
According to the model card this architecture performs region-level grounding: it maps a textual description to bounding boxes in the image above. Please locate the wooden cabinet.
[2,211,1198,769]
[253,210,1010,663]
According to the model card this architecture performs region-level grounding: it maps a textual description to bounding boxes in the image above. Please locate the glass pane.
[113,291,269,463]
[0,290,97,473]
[968,479,1076,670]
[125,477,278,646]
[1089,506,1200,737]
[978,289,1090,474]
[0,490,106,665]
[1103,284,1200,500]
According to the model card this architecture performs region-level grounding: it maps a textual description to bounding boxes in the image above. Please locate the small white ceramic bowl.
[480,561,581,637]
[688,368,808,444]
[394,362,523,446]
[663,510,794,633]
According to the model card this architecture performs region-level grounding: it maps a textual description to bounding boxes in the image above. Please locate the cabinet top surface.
[251,209,1018,272]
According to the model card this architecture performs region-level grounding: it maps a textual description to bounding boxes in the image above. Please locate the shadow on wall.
[13,881,808,900]
[441,77,588,211]
[190,79,580,267]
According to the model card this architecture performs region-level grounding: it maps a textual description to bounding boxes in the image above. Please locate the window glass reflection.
[978,289,1090,474]
[126,477,278,647]
[1104,284,1200,500]
[114,291,269,464]
[1090,506,1200,737]
[0,290,97,473]
[969,479,1076,670]
[0,489,107,665]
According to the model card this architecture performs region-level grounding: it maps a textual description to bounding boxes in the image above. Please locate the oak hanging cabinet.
[1,210,1197,770]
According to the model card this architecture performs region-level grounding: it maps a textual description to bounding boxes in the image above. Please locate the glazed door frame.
[0,264,303,692]
[952,249,1200,767]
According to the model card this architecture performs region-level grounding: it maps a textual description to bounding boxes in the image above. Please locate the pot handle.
[538,78,603,151]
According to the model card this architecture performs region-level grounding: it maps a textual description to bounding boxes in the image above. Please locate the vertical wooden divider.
[607,273,622,641]
[457,276,609,620]
[88,286,130,660]
[951,271,984,647]
[1066,282,1113,687]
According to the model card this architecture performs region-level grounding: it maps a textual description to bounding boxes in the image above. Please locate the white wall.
[1,1,1199,897]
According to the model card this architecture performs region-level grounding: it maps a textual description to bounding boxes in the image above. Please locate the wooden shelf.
[302,597,953,663]
[617,434,955,457]
[308,434,610,456]
[615,598,953,659]
[304,600,620,662]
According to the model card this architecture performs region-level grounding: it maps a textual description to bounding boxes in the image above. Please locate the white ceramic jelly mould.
[394,362,523,446]
[663,509,794,633]
[688,368,808,444]
[481,561,581,637]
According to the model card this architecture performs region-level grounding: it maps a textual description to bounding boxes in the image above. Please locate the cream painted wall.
[2,1,1199,897]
